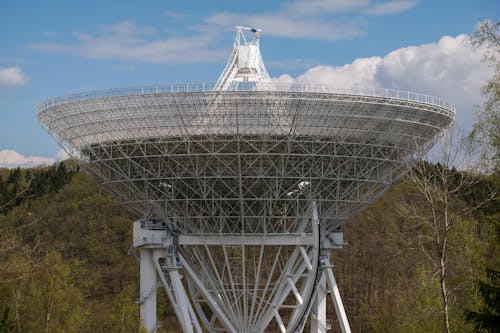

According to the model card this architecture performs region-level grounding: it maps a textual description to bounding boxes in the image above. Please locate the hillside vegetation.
[0,162,498,332]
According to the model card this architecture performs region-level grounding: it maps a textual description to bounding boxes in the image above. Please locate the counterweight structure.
[39,27,455,333]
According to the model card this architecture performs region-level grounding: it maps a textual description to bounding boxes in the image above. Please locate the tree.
[469,20,500,172]
[462,20,500,332]
[465,268,500,332]
[397,127,492,333]
[20,251,84,333]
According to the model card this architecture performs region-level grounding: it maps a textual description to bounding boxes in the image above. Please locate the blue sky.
[0,0,498,167]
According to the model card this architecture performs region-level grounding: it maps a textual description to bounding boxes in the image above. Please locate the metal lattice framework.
[38,27,455,333]
[39,84,454,233]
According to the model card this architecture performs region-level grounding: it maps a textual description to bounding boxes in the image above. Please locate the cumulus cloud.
[275,34,491,130]
[272,74,296,85]
[30,21,226,64]
[294,57,381,86]
[0,150,56,169]
[0,149,71,169]
[0,67,29,88]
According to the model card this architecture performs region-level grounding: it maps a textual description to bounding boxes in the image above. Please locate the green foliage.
[0,162,78,214]
[0,308,14,333]
[465,268,500,332]
[469,20,500,173]
[20,251,85,333]
[0,170,142,332]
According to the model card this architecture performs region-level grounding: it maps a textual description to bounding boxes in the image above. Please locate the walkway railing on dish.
[38,82,455,114]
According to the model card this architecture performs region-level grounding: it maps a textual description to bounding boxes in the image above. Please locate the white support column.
[152,250,201,333]
[169,264,195,333]
[323,258,351,333]
[310,274,327,333]
[135,221,202,333]
[140,248,158,332]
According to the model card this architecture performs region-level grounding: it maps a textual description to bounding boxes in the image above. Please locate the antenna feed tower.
[215,26,273,90]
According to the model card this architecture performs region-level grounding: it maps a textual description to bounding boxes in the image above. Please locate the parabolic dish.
[38,83,455,235]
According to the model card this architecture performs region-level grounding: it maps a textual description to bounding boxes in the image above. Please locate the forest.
[0,21,498,333]
[0,150,498,333]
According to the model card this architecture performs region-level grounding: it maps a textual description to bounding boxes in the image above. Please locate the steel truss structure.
[215,26,273,90]
[39,27,455,333]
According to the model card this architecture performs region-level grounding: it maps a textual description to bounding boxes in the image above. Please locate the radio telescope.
[39,27,455,333]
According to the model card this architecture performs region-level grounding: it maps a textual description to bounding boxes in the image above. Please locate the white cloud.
[97,20,157,36]
[294,57,381,86]
[274,34,491,130]
[366,0,417,15]
[30,2,418,63]
[272,74,295,85]
[204,0,417,41]
[205,13,364,41]
[56,149,70,161]
[0,150,56,169]
[375,35,488,98]
[30,21,226,64]
[0,67,29,88]
[286,0,371,14]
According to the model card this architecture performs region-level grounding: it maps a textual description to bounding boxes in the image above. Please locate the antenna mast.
[215,26,273,90]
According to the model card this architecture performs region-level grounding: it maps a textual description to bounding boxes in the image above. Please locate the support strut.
[134,211,352,333]
[134,221,202,333]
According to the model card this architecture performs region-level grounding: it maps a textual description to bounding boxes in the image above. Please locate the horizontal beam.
[178,234,314,246]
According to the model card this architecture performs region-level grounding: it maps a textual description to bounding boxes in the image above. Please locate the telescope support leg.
[310,275,328,333]
[134,221,202,333]
[139,248,158,332]
[322,257,351,333]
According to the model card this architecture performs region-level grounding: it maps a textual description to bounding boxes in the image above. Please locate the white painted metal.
[310,275,328,333]
[215,26,273,91]
[323,257,351,333]
[39,26,456,333]
[179,201,320,333]
[39,83,456,114]
[152,251,193,332]
[180,254,239,333]
[300,246,313,272]
[139,249,158,332]
[178,234,314,246]
[135,222,204,333]
[273,308,287,333]
[288,277,304,305]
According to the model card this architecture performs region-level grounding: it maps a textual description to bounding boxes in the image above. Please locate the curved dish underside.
[39,89,454,235]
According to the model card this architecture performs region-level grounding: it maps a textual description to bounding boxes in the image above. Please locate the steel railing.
[38,82,455,114]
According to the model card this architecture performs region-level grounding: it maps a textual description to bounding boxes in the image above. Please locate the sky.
[0,0,498,168]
